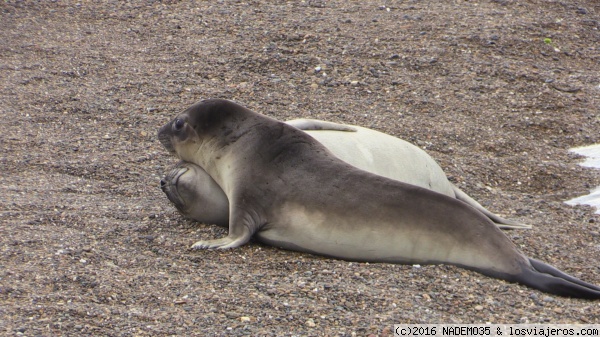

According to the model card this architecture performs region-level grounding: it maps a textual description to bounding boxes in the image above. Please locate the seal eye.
[173,118,185,131]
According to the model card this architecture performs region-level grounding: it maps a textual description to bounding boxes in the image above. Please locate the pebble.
[306,318,316,327]
[542,296,555,302]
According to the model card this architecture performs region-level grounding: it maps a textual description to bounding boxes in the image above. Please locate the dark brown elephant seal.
[158,98,600,299]
[161,119,528,229]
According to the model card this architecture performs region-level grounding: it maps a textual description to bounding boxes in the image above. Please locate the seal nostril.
[160,179,166,188]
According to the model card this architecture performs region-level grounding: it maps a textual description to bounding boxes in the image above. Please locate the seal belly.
[255,199,522,275]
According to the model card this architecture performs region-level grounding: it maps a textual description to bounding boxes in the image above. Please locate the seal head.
[160,162,229,226]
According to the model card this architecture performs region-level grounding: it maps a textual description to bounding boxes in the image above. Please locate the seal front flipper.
[191,225,253,249]
[191,206,260,250]
[191,235,249,250]
[286,119,357,132]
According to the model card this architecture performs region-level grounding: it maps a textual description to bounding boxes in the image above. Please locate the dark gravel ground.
[1,1,600,336]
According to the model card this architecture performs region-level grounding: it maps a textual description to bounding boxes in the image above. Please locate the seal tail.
[451,185,531,230]
[514,258,600,299]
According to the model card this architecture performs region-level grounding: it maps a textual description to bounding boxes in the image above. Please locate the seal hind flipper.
[513,259,600,299]
[528,258,600,292]
[451,184,532,230]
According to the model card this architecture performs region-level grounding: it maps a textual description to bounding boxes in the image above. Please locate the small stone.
[543,296,555,302]
[224,311,238,318]
[306,318,316,327]
[475,305,484,310]
[240,316,251,322]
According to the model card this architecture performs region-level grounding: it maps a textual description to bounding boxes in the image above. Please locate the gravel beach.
[1,1,599,335]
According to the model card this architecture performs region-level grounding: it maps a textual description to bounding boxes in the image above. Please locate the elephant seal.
[158,99,600,298]
[161,119,528,229]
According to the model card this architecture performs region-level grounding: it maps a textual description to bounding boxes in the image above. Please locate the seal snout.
[160,166,189,191]
[160,165,192,207]
[157,122,176,153]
